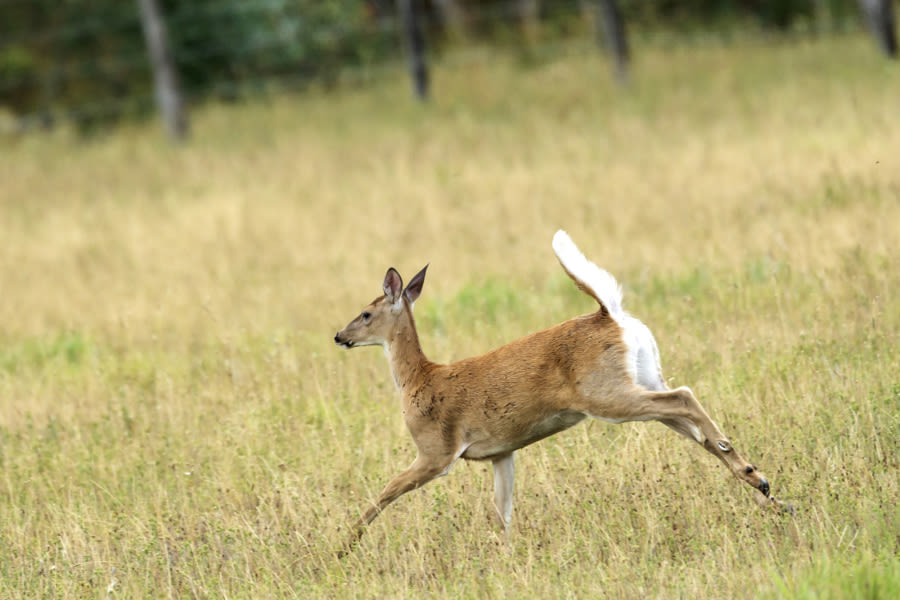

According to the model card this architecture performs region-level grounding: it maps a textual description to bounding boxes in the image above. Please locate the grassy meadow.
[2,33,900,598]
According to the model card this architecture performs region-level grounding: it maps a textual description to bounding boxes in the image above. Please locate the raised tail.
[552,230,624,318]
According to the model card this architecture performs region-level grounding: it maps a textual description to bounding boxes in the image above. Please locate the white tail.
[552,230,624,318]
[333,230,786,556]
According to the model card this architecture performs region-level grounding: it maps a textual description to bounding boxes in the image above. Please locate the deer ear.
[383,268,403,302]
[404,264,428,306]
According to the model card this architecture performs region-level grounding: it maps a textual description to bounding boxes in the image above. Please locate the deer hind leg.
[664,387,772,497]
[492,453,515,533]
[583,386,771,498]
[659,417,705,444]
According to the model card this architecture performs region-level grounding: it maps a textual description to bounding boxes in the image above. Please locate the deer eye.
[361,311,372,322]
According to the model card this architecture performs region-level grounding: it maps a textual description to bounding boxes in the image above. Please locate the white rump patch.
[620,315,667,391]
[552,230,669,391]
[553,230,668,391]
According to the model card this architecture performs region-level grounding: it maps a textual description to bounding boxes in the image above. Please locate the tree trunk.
[137,0,189,140]
[398,0,429,101]
[593,0,629,83]
[860,0,898,58]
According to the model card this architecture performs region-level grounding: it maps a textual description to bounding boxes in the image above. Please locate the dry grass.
[1,34,899,599]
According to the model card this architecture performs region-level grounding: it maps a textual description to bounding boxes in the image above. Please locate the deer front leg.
[492,453,515,533]
[340,454,453,557]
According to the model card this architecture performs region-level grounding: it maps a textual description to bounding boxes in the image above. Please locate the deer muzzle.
[334,333,354,348]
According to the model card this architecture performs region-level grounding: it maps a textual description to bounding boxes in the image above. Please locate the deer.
[333,230,787,555]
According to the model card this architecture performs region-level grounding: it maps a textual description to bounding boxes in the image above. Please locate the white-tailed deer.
[334,230,785,554]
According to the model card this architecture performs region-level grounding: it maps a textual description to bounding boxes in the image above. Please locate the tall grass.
[1,34,899,598]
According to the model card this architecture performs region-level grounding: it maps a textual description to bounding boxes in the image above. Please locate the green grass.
[1,33,899,598]
[766,553,900,600]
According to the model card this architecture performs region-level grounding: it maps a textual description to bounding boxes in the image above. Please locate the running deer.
[334,230,786,554]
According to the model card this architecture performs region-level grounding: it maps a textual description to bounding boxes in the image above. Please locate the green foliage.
[0,0,398,131]
[0,0,150,132]
[0,331,92,375]
[767,554,900,600]
[1,0,879,133]
[166,0,397,96]
[0,45,39,114]
[452,277,527,321]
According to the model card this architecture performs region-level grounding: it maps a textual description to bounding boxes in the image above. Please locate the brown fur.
[334,263,785,556]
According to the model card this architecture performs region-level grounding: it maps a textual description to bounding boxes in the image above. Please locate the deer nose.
[758,477,770,497]
[333,333,342,344]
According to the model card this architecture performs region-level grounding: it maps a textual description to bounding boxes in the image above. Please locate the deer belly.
[461,410,587,460]
[523,410,588,445]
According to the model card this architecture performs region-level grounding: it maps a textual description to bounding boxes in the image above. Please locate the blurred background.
[1,0,896,137]
[2,2,899,598]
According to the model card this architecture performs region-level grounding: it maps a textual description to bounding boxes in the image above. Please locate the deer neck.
[384,311,428,391]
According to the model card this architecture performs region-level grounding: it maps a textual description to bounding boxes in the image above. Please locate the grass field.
[2,33,900,599]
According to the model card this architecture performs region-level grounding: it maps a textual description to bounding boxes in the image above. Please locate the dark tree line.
[380,0,895,99]
[0,0,895,137]
[1,0,398,134]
